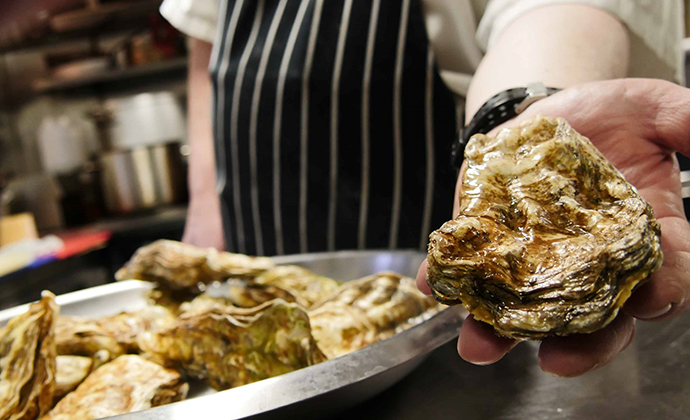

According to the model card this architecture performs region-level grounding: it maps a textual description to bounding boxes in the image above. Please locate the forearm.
[183,38,225,250]
[187,38,216,201]
[466,4,630,121]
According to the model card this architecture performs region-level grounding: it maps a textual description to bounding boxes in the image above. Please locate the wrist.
[453,83,561,169]
[188,189,220,206]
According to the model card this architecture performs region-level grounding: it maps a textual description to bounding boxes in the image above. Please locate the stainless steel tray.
[0,250,466,420]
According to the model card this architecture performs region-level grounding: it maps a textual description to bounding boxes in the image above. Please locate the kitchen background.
[0,0,190,307]
[1,0,690,309]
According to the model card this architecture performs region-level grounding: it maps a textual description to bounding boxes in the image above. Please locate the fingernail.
[636,303,672,320]
[470,360,496,366]
[542,360,599,378]
[622,327,636,351]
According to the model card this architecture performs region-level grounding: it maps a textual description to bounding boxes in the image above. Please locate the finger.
[416,259,432,295]
[457,315,518,365]
[643,79,690,158]
[538,313,635,377]
[624,254,690,320]
[624,216,690,320]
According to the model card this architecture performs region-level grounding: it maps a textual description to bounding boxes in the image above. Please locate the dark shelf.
[0,1,163,54]
[33,57,187,92]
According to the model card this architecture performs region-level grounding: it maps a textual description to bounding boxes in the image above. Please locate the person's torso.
[209,0,459,256]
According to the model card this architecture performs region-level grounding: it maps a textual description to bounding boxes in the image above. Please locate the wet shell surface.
[426,116,663,339]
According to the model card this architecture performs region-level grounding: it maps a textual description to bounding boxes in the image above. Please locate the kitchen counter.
[335,311,690,420]
[0,206,187,310]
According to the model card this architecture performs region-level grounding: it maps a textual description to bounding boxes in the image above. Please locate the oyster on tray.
[254,265,341,309]
[426,116,663,339]
[139,300,326,390]
[55,306,175,362]
[54,356,93,401]
[43,355,188,420]
[0,292,58,420]
[309,272,441,359]
[115,240,275,290]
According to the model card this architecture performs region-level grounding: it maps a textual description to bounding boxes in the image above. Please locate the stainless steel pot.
[99,142,186,214]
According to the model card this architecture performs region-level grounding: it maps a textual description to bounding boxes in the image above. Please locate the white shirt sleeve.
[477,0,683,76]
[160,0,220,43]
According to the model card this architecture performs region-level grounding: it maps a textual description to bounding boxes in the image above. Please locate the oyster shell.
[177,294,241,316]
[42,355,188,420]
[254,265,340,308]
[54,317,122,363]
[426,116,663,339]
[177,284,297,315]
[225,281,298,308]
[139,300,327,390]
[146,281,297,316]
[144,287,200,315]
[115,240,275,290]
[309,272,441,359]
[55,306,175,361]
[0,291,58,420]
[54,356,93,401]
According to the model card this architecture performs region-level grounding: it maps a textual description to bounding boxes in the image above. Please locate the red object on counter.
[55,230,111,260]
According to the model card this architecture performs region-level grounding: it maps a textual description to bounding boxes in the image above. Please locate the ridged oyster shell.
[115,240,274,290]
[0,292,58,420]
[309,272,441,358]
[427,116,663,339]
[254,265,340,309]
[138,300,326,390]
[43,355,188,420]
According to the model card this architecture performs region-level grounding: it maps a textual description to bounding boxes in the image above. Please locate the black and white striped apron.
[209,0,457,256]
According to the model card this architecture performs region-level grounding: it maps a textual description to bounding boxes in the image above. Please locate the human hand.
[417,78,690,376]
[182,192,225,251]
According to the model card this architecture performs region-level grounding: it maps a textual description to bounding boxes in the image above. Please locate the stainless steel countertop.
[334,310,690,419]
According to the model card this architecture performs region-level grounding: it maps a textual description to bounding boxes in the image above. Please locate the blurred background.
[0,0,190,307]
[1,0,690,309]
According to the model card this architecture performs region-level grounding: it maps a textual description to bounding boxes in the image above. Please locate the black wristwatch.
[452,82,561,169]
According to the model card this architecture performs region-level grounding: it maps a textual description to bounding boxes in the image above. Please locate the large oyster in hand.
[115,240,274,290]
[427,116,662,340]
[139,300,326,390]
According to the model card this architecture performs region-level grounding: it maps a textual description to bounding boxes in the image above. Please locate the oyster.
[139,300,326,390]
[43,355,188,420]
[225,281,298,308]
[309,272,441,359]
[55,306,175,361]
[54,317,122,362]
[115,240,274,290]
[146,281,295,316]
[0,292,58,420]
[96,306,176,352]
[254,265,340,308]
[54,356,93,401]
[426,116,663,339]
[145,287,200,315]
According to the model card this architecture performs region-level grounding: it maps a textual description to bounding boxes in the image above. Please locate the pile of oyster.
[426,116,663,339]
[0,240,441,420]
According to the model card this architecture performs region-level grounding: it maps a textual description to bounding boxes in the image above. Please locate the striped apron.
[209,0,457,256]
